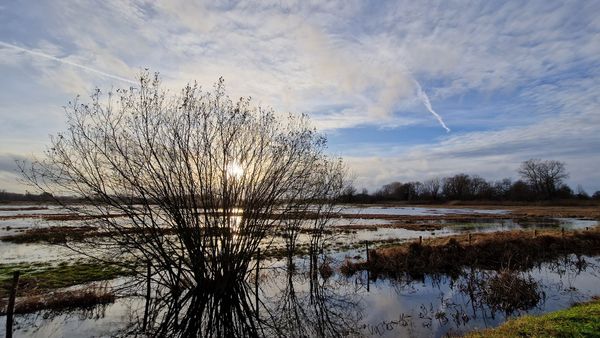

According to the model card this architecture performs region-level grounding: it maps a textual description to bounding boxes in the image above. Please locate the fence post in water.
[468,233,472,245]
[365,242,370,292]
[255,248,260,316]
[561,228,565,238]
[419,236,422,245]
[534,229,537,238]
[143,261,151,332]
[6,270,20,338]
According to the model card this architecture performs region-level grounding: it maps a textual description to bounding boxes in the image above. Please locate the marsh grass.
[341,228,600,278]
[484,270,543,315]
[0,260,132,298]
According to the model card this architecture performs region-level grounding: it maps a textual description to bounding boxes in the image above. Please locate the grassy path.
[466,298,600,337]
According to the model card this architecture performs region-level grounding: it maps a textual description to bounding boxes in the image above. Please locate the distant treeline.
[3,159,599,204]
[340,159,600,203]
[0,190,57,202]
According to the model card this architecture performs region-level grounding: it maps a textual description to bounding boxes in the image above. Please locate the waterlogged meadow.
[1,204,599,337]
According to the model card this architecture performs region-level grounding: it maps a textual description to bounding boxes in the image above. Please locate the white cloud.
[1,0,599,192]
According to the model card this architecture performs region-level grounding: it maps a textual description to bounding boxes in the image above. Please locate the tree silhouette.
[21,72,345,295]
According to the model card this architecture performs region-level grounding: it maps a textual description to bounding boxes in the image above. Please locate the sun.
[226,162,244,179]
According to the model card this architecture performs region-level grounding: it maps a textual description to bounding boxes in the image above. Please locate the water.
[2,255,598,337]
[1,204,598,337]
[339,206,508,216]
[1,206,597,263]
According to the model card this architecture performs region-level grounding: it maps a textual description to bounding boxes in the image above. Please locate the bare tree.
[518,159,569,199]
[443,174,472,200]
[21,72,345,295]
[422,177,441,200]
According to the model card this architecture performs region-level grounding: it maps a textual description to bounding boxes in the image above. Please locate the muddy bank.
[342,228,600,278]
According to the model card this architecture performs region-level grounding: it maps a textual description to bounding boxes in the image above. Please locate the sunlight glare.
[227,162,244,179]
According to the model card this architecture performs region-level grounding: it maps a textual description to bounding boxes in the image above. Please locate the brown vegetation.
[504,205,600,219]
[0,206,49,212]
[0,226,98,243]
[0,213,126,221]
[0,284,114,315]
[484,270,543,315]
[0,225,182,244]
[334,204,600,231]
[341,228,600,278]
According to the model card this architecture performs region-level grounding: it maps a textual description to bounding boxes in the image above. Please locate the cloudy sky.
[1,1,599,194]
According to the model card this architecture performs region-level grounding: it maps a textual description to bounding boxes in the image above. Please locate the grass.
[466,297,600,338]
[0,260,132,298]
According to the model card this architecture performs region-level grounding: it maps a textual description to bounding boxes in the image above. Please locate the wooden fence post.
[255,248,260,316]
[6,271,20,338]
[365,242,370,292]
[143,261,151,332]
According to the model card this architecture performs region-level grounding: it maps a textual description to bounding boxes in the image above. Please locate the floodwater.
[1,205,599,337]
[2,255,598,337]
[338,206,509,216]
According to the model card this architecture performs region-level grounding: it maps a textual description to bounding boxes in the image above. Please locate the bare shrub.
[21,72,346,294]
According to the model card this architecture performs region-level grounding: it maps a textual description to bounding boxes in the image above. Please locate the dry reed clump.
[0,284,114,315]
[319,261,334,280]
[339,259,356,277]
[342,228,600,278]
[485,270,543,315]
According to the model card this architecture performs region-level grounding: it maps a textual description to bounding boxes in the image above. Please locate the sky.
[1,1,599,194]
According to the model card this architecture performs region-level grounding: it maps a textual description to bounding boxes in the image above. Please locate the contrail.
[413,80,450,132]
[0,41,136,85]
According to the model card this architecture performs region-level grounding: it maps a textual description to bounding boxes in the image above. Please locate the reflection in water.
[5,255,600,337]
[124,261,363,337]
[266,265,363,337]
[139,282,260,337]
[457,268,545,318]
[359,254,599,337]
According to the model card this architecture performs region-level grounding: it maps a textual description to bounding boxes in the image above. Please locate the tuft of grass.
[466,297,600,338]
[319,261,334,280]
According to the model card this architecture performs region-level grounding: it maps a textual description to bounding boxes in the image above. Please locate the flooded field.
[1,204,599,337]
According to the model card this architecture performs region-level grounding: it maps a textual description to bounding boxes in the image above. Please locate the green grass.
[466,298,600,338]
[0,260,132,297]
